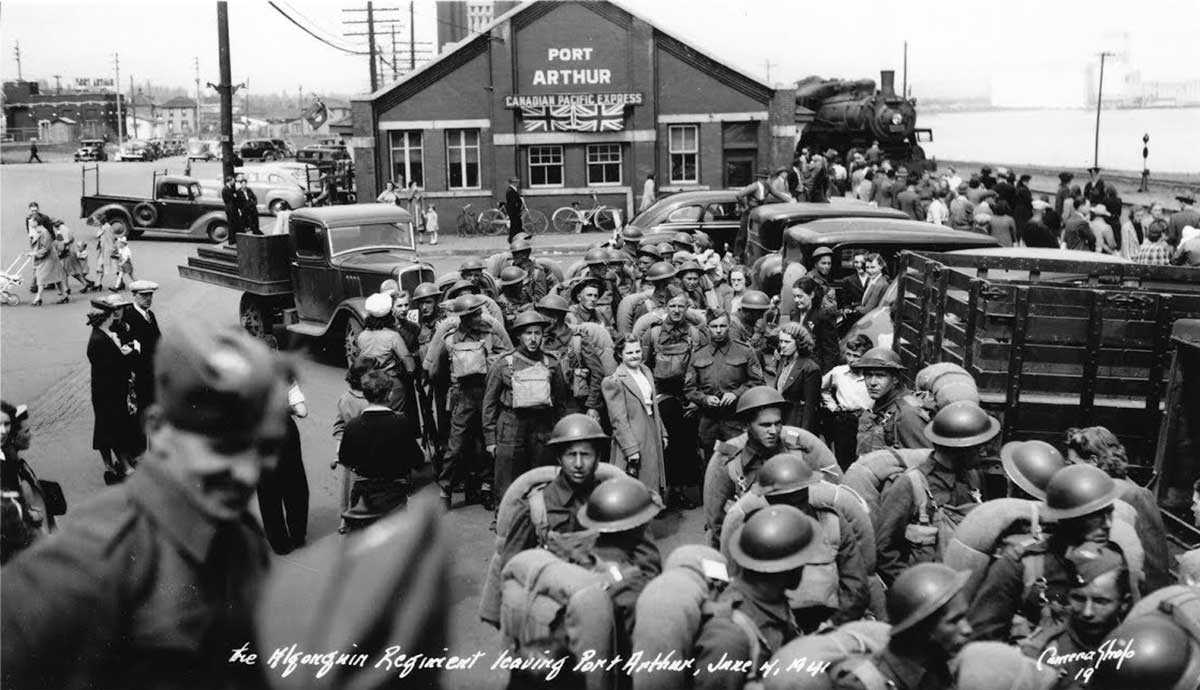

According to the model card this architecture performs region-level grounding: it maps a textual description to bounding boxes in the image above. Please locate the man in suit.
[857,253,889,314]
[220,176,242,246]
[504,176,524,242]
[125,281,162,450]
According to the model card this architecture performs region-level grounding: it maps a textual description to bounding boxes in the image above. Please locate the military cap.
[129,280,159,294]
[459,258,486,273]
[498,266,528,287]
[411,282,440,302]
[729,505,824,573]
[655,241,675,257]
[569,276,605,302]
[637,243,662,259]
[1066,543,1126,586]
[446,279,478,298]
[577,476,663,533]
[677,260,704,276]
[448,294,486,317]
[510,310,551,333]
[672,232,696,249]
[509,238,533,254]
[154,325,290,439]
[536,294,570,313]
[620,226,644,241]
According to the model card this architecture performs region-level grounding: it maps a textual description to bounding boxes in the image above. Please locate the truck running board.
[285,321,327,337]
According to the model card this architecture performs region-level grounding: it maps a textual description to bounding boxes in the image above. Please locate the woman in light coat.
[90,216,121,289]
[601,335,667,496]
[29,222,67,305]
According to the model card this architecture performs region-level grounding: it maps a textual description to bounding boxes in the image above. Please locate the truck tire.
[240,293,281,349]
[132,202,158,228]
[207,221,230,244]
[342,312,364,368]
[106,214,133,240]
[269,199,290,214]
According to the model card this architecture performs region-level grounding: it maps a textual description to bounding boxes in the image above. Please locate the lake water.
[920,107,1199,175]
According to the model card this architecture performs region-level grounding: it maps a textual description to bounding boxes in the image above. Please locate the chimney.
[879,70,896,98]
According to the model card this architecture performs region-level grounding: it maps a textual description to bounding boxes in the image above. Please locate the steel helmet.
[644,261,677,283]
[1000,440,1067,500]
[729,505,823,573]
[671,231,695,249]
[849,347,906,373]
[459,258,486,273]
[498,266,528,287]
[637,243,663,260]
[677,261,704,276]
[736,385,789,417]
[1041,464,1121,521]
[923,401,1001,448]
[411,282,440,302]
[448,294,485,316]
[509,238,533,254]
[886,563,971,636]
[536,294,570,314]
[446,279,478,299]
[365,293,393,318]
[577,476,663,533]
[755,453,821,497]
[655,242,675,257]
[1092,614,1193,690]
[583,248,608,266]
[510,310,551,333]
[605,248,626,265]
[435,271,460,292]
[739,290,771,311]
[547,413,609,446]
[620,225,644,241]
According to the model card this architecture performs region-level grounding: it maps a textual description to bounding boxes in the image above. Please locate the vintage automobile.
[745,200,909,270]
[251,161,323,195]
[115,139,157,162]
[73,138,108,162]
[625,190,742,254]
[186,139,214,161]
[197,166,308,215]
[177,204,435,359]
[80,168,232,241]
[269,139,295,158]
[240,139,285,161]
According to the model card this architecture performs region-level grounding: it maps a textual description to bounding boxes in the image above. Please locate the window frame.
[445,128,480,190]
[527,144,565,188]
[586,143,623,186]
[388,130,424,188]
[668,124,699,184]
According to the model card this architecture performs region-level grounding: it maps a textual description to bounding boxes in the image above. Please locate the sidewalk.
[413,230,604,258]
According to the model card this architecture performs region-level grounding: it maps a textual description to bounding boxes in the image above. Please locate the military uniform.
[643,318,706,495]
[693,581,800,690]
[729,311,774,364]
[855,386,930,456]
[542,320,610,414]
[566,303,614,336]
[496,292,533,330]
[875,453,981,586]
[1,462,271,690]
[684,338,765,457]
[498,470,598,566]
[1018,622,1096,689]
[833,646,956,690]
[482,349,572,500]
[513,258,553,302]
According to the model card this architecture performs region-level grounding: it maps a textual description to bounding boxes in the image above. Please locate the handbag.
[39,480,67,516]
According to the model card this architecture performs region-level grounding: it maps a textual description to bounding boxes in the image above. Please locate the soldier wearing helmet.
[506,237,555,302]
[459,257,498,298]
[635,243,661,280]
[567,275,614,335]
[684,308,765,466]
[411,282,449,447]
[729,289,777,363]
[625,260,681,329]
[604,248,639,301]
[703,386,838,544]
[850,346,930,456]
[969,463,1144,642]
[1,326,289,689]
[543,293,613,421]
[694,505,822,688]
[677,260,717,313]
[482,310,571,502]
[875,401,998,585]
[834,563,973,690]
[495,265,533,330]
[424,294,509,510]
[1091,587,1199,690]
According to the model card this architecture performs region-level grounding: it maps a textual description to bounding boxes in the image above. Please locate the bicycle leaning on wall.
[551,191,617,234]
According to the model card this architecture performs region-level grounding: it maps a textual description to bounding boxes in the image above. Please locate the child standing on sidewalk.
[423,205,439,246]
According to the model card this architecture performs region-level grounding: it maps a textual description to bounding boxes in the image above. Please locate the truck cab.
[745,200,908,277]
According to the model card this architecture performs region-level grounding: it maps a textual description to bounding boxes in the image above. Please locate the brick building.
[3,80,125,141]
[351,0,795,221]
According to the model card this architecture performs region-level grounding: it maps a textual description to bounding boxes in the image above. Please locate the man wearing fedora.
[504,176,524,242]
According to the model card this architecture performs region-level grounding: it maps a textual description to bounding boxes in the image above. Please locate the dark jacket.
[220,185,242,231]
[124,307,161,408]
[338,407,420,479]
[684,339,765,415]
[86,328,139,452]
[769,354,821,431]
[788,306,839,373]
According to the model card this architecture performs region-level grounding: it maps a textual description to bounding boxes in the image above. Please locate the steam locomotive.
[795,70,933,170]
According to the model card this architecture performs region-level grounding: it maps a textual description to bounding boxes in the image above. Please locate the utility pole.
[902,41,908,100]
[13,42,21,80]
[409,0,415,71]
[194,57,201,135]
[52,75,62,94]
[367,2,377,91]
[113,52,123,143]
[216,1,236,181]
[1093,51,1114,170]
[763,60,776,83]
[344,4,401,89]
[391,24,398,81]
[130,76,139,140]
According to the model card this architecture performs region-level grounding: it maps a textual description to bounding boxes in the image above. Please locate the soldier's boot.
[480,482,495,512]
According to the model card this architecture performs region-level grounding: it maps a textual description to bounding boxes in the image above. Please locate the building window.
[586,144,622,185]
[446,129,480,189]
[528,145,563,187]
[389,130,424,187]
[669,125,699,184]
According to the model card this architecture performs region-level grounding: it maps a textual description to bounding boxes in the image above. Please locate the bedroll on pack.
[762,620,891,690]
[479,463,627,625]
[718,428,843,495]
[1123,585,1200,690]
[842,448,931,518]
[952,641,1063,690]
[913,363,980,411]
[498,549,619,690]
[631,545,767,690]
[615,291,652,336]
[943,498,1044,602]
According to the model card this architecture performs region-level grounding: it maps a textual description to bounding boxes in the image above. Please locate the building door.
[724,154,755,188]
[722,121,759,188]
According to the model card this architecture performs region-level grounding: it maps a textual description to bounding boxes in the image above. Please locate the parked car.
[249,161,323,195]
[81,169,229,241]
[625,190,742,254]
[239,139,285,161]
[116,140,156,162]
[197,166,308,214]
[73,138,108,162]
[186,139,214,161]
[268,139,295,158]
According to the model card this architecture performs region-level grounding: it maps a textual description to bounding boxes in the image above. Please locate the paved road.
[1,158,706,689]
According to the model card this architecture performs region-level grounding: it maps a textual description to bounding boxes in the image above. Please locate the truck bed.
[177,243,292,296]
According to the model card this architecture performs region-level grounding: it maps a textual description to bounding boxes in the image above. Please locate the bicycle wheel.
[593,207,617,233]
[478,208,508,236]
[524,208,548,235]
[552,207,584,234]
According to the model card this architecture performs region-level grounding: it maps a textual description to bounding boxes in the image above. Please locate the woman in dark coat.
[768,322,822,432]
[86,295,141,484]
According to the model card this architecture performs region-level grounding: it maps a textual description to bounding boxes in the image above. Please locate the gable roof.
[161,96,197,109]
[359,0,773,104]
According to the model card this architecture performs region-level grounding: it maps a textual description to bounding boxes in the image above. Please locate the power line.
[266,1,371,56]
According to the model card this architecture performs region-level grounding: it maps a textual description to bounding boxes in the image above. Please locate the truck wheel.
[107,216,131,239]
[269,199,290,214]
[132,202,158,227]
[240,293,280,349]
[207,221,229,244]
[343,312,364,368]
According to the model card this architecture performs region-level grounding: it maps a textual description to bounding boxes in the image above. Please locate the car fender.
[187,209,230,237]
[264,187,307,210]
[89,203,134,226]
[326,298,369,338]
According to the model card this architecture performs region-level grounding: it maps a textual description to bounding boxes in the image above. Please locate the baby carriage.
[1,254,33,306]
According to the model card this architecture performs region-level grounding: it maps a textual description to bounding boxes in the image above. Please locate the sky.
[2,0,1198,102]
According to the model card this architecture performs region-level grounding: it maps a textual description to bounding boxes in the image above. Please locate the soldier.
[678,260,717,313]
[703,386,837,544]
[459,257,499,298]
[875,401,998,586]
[1017,544,1132,684]
[605,248,639,300]
[969,464,1143,642]
[508,237,555,301]
[483,311,572,502]
[635,243,662,283]
[445,278,507,327]
[729,289,775,363]
[1001,439,1067,501]
[1,326,287,690]
[566,276,612,332]
[411,282,446,447]
[833,563,973,690]
[671,231,697,256]
[694,505,821,690]
[851,347,930,455]
[1091,591,1198,690]
[616,225,644,263]
[628,260,680,328]
[425,294,508,510]
[495,265,532,330]
[685,309,764,461]
[542,295,613,420]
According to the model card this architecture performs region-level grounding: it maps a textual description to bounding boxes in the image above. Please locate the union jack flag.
[521,104,573,132]
[520,103,625,132]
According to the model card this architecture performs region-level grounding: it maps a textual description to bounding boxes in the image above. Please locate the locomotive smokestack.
[880,70,897,98]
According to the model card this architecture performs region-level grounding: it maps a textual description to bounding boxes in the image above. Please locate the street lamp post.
[1139,133,1150,193]
[1092,51,1113,170]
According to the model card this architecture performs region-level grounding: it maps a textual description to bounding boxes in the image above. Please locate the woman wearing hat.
[29,219,68,306]
[352,293,416,417]
[54,219,99,294]
[86,294,141,484]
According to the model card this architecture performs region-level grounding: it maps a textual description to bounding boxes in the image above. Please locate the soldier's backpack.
[479,463,626,626]
[1122,585,1200,690]
[953,641,1063,690]
[646,323,701,381]
[499,548,640,690]
[900,465,982,565]
[631,545,766,690]
[762,620,891,690]
[714,427,843,498]
[841,448,931,518]
[944,497,1046,602]
[508,354,554,408]
[446,334,489,379]
[566,322,617,400]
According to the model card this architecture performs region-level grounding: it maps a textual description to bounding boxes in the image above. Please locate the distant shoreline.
[922,105,1200,115]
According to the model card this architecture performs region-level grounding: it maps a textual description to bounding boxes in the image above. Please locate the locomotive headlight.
[891,113,904,125]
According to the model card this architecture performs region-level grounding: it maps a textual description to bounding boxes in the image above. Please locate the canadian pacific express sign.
[511,46,641,132]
